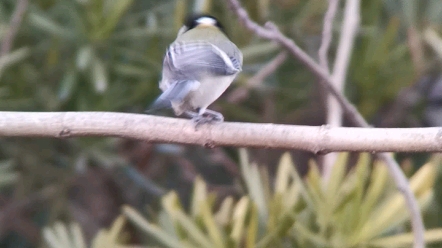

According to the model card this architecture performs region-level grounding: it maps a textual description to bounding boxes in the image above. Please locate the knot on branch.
[59,128,71,138]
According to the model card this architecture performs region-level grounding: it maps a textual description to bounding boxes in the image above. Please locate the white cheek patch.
[196,17,217,26]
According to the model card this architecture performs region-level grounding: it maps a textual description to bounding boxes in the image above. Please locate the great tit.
[147,14,243,124]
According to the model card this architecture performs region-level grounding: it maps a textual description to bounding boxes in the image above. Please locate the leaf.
[239,149,268,225]
[0,47,30,77]
[162,192,214,248]
[256,211,296,248]
[358,160,436,241]
[423,27,442,58]
[70,223,86,248]
[28,13,74,38]
[123,205,182,248]
[58,69,78,101]
[199,198,224,248]
[246,204,258,248]
[214,196,234,227]
[107,215,126,244]
[113,64,151,78]
[353,159,389,242]
[158,210,179,239]
[325,153,349,211]
[43,227,64,248]
[91,215,126,247]
[288,159,314,210]
[173,211,214,248]
[191,176,208,218]
[230,196,249,245]
[53,222,71,247]
[76,46,94,71]
[292,222,329,247]
[43,222,88,248]
[305,161,326,228]
[369,228,442,247]
[99,0,134,38]
[91,58,108,93]
[409,161,437,197]
[112,27,175,40]
[275,152,293,194]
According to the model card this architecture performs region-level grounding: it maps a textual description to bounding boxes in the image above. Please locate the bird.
[147,14,243,125]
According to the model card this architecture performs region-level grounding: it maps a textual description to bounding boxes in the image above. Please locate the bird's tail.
[145,80,200,113]
[145,97,172,113]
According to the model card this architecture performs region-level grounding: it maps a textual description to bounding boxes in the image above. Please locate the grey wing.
[165,41,241,77]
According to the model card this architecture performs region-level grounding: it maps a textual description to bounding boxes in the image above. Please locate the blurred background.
[2,0,442,247]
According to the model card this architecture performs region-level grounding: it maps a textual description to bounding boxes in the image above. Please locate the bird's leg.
[183,111,199,119]
[201,109,224,122]
[187,108,224,128]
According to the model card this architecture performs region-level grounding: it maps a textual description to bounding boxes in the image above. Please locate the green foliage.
[352,0,442,119]
[43,222,87,248]
[113,151,442,247]
[43,216,128,248]
[2,0,442,247]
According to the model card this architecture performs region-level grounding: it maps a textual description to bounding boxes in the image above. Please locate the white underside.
[188,74,237,110]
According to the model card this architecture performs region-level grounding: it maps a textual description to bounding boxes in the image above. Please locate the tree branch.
[225,0,425,247]
[0,112,442,153]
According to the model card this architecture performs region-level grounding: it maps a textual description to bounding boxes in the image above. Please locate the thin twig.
[224,0,425,247]
[318,0,340,180]
[0,0,28,57]
[226,0,365,126]
[407,26,424,75]
[227,51,287,103]
[318,0,340,70]
[0,0,29,79]
[323,0,360,181]
[330,0,359,116]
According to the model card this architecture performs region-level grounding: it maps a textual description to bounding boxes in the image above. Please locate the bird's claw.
[192,112,224,129]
